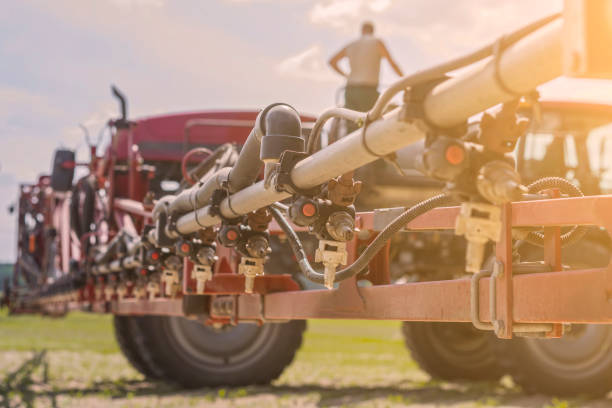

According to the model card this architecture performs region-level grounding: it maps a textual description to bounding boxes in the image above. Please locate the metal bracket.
[471,259,557,338]
[193,264,213,294]
[210,295,237,325]
[470,262,497,332]
[274,150,321,196]
[209,188,243,223]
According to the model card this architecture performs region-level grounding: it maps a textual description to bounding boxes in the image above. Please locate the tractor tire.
[492,325,612,396]
[113,315,165,379]
[70,176,96,238]
[401,321,502,381]
[132,315,306,388]
[492,237,612,396]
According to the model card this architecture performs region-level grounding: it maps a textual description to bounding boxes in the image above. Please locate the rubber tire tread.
[402,321,503,381]
[69,176,96,238]
[490,333,612,396]
[491,238,612,396]
[112,315,165,380]
[133,316,306,388]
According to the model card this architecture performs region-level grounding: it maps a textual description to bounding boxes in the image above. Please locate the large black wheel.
[69,176,96,238]
[493,325,612,396]
[493,237,612,396]
[401,321,502,381]
[133,316,306,388]
[113,315,164,379]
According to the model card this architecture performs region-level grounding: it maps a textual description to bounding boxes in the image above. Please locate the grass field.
[0,310,610,407]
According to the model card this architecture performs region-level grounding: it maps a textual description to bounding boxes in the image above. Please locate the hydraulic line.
[306,108,366,153]
[270,193,452,285]
[523,177,587,247]
[306,12,561,154]
[178,143,237,191]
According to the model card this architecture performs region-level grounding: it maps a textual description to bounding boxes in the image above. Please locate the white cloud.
[308,0,562,61]
[277,45,337,83]
[309,0,392,32]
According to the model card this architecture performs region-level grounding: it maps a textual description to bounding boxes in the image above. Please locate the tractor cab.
[106,111,259,198]
[517,101,612,195]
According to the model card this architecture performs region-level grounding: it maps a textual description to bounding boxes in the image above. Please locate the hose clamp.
[209,188,243,224]
[274,150,321,196]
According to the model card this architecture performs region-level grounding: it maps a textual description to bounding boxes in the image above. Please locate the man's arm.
[328,47,348,78]
[378,40,403,77]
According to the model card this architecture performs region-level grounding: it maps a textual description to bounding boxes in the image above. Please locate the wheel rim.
[523,324,612,377]
[164,317,280,371]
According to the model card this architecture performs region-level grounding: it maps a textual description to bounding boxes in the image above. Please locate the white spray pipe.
[171,17,563,236]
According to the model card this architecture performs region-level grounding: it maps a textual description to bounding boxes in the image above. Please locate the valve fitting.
[327,173,362,207]
[218,224,241,247]
[455,202,502,274]
[162,269,180,297]
[193,264,213,294]
[245,234,271,258]
[315,240,348,289]
[193,246,217,294]
[116,283,128,300]
[288,197,319,226]
[476,160,527,205]
[195,245,217,266]
[325,211,355,242]
[147,279,160,300]
[239,256,265,294]
[161,255,182,297]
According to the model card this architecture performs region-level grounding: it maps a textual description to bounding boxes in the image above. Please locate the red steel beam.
[356,195,612,232]
[112,298,183,316]
[36,194,612,326]
[262,266,612,323]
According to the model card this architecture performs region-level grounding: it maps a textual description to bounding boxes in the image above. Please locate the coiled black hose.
[270,194,453,285]
[523,177,587,247]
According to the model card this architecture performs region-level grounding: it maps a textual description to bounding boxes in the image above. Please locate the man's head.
[361,21,374,35]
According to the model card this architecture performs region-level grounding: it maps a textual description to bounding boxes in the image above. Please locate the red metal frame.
[36,194,612,339]
[13,107,612,340]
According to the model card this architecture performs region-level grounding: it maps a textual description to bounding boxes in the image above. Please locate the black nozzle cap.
[264,104,301,137]
[260,104,304,161]
[260,135,305,161]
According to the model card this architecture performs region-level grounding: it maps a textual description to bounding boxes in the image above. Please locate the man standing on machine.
[328,21,404,113]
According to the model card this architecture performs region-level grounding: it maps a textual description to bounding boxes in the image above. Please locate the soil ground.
[0,311,610,407]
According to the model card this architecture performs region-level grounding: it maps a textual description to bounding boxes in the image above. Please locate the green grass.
[0,309,118,353]
[0,310,409,357]
[0,310,609,407]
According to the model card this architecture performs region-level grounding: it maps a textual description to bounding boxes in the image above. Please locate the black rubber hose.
[270,194,453,285]
[523,177,587,247]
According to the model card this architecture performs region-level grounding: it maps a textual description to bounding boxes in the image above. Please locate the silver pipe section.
[168,167,232,215]
[152,110,264,222]
[152,195,175,223]
[93,254,142,274]
[395,140,425,170]
[156,105,290,224]
[175,109,421,234]
[368,13,561,123]
[171,17,563,236]
[227,121,264,193]
[424,19,562,128]
[93,231,129,264]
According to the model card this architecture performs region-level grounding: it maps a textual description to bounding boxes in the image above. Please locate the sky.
[2,0,612,261]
